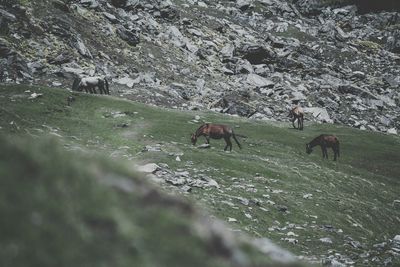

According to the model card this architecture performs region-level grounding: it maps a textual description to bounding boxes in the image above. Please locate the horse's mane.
[195,123,209,136]
[309,134,326,146]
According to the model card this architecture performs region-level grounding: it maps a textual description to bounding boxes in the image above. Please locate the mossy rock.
[354,39,381,52]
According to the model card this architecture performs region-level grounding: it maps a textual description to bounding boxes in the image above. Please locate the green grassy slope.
[0,133,305,267]
[1,84,399,266]
[1,136,226,267]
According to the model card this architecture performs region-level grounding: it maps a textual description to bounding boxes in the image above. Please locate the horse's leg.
[227,137,233,151]
[336,144,340,158]
[104,78,110,95]
[223,137,231,151]
[300,117,304,130]
[72,78,80,91]
[232,133,242,149]
[292,118,296,129]
[333,148,337,161]
[321,146,327,159]
[100,79,109,94]
[205,136,210,144]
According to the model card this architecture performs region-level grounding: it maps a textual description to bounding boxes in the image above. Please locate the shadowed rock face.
[354,0,400,13]
[295,0,400,14]
[110,0,128,8]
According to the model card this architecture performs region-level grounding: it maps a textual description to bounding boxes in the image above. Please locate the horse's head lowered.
[191,133,197,145]
[305,143,313,154]
[72,78,82,92]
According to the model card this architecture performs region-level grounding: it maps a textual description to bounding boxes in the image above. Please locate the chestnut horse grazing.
[306,134,340,161]
[288,106,304,130]
[191,123,242,151]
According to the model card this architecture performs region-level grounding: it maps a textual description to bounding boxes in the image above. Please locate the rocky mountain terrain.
[1,1,400,266]
[0,0,399,134]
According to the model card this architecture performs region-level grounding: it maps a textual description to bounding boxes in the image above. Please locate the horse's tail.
[72,78,80,91]
[104,77,109,95]
[232,132,242,149]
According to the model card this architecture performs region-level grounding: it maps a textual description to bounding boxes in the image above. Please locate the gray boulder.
[338,84,376,99]
[295,0,323,15]
[246,74,274,88]
[236,0,253,11]
[236,44,276,64]
[236,59,254,74]
[304,107,333,123]
[73,36,93,58]
[137,163,160,174]
[117,26,140,46]
[110,0,127,8]
[221,43,235,58]
[0,8,17,22]
[386,29,400,53]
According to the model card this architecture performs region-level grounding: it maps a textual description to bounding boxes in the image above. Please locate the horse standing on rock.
[289,106,304,130]
[72,76,110,95]
[306,134,340,161]
[191,123,242,151]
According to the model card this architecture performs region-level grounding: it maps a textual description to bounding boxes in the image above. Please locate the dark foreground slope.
[0,134,305,267]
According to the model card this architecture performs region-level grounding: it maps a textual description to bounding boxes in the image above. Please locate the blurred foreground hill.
[0,135,303,267]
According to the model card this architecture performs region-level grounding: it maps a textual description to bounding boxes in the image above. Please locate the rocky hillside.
[0,0,399,134]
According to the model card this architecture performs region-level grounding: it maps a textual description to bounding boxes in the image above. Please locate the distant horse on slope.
[288,106,304,130]
[306,134,340,161]
[72,76,110,95]
[191,123,242,151]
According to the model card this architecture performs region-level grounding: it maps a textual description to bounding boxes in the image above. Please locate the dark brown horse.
[306,134,340,161]
[288,106,304,130]
[191,123,242,151]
